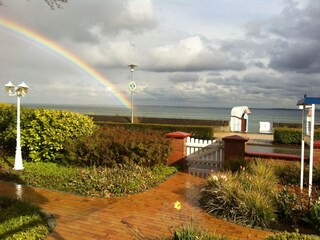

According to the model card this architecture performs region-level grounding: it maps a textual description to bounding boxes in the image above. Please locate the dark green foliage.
[173,228,229,240]
[303,200,320,233]
[0,157,177,198]
[313,165,320,186]
[273,127,320,145]
[273,128,302,145]
[0,106,97,162]
[271,161,320,186]
[276,187,298,222]
[266,229,320,240]
[104,122,215,139]
[272,161,301,185]
[64,126,171,167]
[68,164,177,197]
[0,105,20,151]
[222,156,249,172]
[0,196,49,240]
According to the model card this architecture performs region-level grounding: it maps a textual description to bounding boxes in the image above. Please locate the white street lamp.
[4,81,29,170]
[128,64,137,123]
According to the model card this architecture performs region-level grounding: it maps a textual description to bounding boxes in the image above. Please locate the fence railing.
[186,137,223,177]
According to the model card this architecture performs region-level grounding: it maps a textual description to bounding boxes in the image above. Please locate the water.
[25,104,320,133]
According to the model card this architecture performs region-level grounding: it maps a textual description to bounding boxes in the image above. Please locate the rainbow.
[0,17,131,109]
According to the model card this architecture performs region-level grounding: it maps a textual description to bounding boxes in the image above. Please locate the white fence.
[186,137,223,177]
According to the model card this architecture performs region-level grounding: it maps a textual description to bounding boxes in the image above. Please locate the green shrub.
[173,228,229,240]
[64,126,171,167]
[266,229,320,240]
[200,161,278,228]
[222,156,248,172]
[273,127,301,145]
[276,187,298,222]
[68,164,177,197]
[313,164,320,186]
[273,127,320,145]
[303,199,320,233]
[0,157,177,198]
[104,122,215,139]
[0,102,11,108]
[271,161,320,187]
[23,109,97,163]
[0,196,50,240]
[0,105,20,151]
[0,106,97,163]
[271,161,301,185]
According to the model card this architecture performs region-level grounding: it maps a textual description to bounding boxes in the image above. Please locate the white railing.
[186,137,224,177]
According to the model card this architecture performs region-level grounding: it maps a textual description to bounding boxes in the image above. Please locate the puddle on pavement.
[247,144,308,156]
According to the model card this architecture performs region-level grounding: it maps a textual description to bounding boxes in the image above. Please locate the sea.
[25,104,320,133]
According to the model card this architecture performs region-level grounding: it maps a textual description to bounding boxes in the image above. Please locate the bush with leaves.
[64,126,171,167]
[0,105,22,151]
[303,198,320,233]
[271,161,320,187]
[266,229,320,240]
[0,157,177,198]
[0,106,97,162]
[222,156,249,172]
[273,127,320,145]
[200,161,278,228]
[276,187,298,223]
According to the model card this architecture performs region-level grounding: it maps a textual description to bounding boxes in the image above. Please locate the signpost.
[128,64,137,123]
[297,95,320,198]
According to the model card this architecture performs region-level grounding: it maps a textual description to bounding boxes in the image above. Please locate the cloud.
[0,0,157,43]
[266,0,320,74]
[147,36,246,72]
[168,73,200,83]
[269,41,320,73]
[1,0,319,109]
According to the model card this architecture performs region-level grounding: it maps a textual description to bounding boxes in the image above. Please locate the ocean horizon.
[25,103,320,133]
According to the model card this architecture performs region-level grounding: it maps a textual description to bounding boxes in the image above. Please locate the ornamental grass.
[200,160,278,228]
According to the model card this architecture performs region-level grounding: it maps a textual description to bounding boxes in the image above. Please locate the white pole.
[300,106,305,192]
[130,69,134,124]
[246,115,249,132]
[308,104,315,198]
[13,96,24,170]
[301,139,305,191]
[131,90,133,124]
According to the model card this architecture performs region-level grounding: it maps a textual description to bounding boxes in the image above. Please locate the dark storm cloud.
[206,75,242,86]
[271,0,320,41]
[267,0,320,74]
[168,73,200,83]
[269,41,320,73]
[207,74,288,97]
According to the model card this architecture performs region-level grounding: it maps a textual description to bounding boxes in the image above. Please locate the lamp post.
[4,81,29,170]
[128,64,137,123]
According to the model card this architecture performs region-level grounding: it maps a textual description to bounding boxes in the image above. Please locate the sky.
[0,0,319,109]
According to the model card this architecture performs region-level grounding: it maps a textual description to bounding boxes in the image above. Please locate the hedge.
[101,122,214,139]
[273,127,320,145]
[63,126,171,167]
[0,106,97,163]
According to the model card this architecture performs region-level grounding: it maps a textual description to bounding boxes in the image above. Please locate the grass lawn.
[0,196,50,240]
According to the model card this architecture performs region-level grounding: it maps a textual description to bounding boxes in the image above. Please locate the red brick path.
[0,173,273,240]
